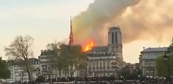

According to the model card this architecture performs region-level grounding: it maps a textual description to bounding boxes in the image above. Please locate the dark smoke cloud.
[73,0,173,45]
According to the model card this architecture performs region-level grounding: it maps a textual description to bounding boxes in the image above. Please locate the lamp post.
[163,48,171,83]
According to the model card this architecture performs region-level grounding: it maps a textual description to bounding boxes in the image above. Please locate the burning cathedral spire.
[69,17,73,46]
[68,17,95,51]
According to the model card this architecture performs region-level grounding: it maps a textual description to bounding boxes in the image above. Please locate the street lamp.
[163,48,171,83]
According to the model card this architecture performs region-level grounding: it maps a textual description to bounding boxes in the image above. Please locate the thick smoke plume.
[73,0,173,45]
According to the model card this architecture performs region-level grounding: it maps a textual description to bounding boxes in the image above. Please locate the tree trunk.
[65,70,67,78]
[59,69,61,78]
[70,72,73,77]
[70,66,72,77]
[26,65,32,81]
[70,70,76,78]
[24,60,32,81]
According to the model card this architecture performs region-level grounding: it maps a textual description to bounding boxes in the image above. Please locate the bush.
[36,76,45,82]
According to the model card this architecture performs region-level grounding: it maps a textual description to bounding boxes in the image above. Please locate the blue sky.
[0,0,94,59]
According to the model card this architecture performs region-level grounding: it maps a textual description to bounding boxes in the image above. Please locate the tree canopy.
[0,57,10,79]
[46,42,88,77]
[36,76,45,82]
[4,35,34,81]
[156,41,173,76]
[46,42,63,77]
[156,53,173,76]
[118,65,142,80]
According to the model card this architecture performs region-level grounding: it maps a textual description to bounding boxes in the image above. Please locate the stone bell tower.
[108,26,123,60]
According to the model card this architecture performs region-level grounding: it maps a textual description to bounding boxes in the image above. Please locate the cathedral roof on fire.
[86,46,117,56]
[89,46,108,52]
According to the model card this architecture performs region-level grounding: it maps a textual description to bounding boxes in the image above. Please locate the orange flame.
[83,40,95,52]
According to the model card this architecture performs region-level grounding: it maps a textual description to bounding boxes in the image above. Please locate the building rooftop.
[87,52,117,56]
[109,26,120,31]
[28,58,39,61]
[141,47,168,53]
[86,46,108,53]
[86,46,118,56]
[7,58,39,65]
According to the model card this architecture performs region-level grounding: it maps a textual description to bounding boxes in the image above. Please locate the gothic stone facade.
[86,26,125,77]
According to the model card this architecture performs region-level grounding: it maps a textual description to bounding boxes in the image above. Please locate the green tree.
[156,54,173,76]
[36,76,45,82]
[46,42,63,77]
[4,35,34,81]
[131,69,142,79]
[0,57,10,79]
[46,42,88,77]
[118,65,142,80]
[119,67,131,79]
[58,44,88,77]
[156,41,173,76]
[58,44,72,77]
[66,45,88,77]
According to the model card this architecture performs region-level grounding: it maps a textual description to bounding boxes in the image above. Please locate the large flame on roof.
[83,40,95,52]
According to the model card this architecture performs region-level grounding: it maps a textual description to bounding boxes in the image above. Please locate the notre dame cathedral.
[84,26,125,77]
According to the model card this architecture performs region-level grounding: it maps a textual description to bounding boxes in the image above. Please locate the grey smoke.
[73,0,173,45]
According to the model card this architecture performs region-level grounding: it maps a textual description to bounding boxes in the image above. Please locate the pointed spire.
[69,17,73,46]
